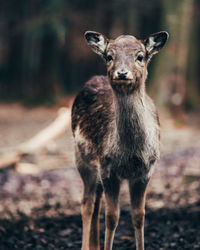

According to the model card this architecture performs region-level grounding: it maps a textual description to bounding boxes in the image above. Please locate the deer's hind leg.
[78,161,102,250]
[90,183,103,250]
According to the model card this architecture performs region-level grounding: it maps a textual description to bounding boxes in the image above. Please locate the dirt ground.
[0,103,200,249]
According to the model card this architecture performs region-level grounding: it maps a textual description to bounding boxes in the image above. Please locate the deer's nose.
[117,71,128,80]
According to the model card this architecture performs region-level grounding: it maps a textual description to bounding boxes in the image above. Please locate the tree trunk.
[149,0,197,119]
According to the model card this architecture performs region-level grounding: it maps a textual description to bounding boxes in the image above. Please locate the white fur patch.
[97,35,107,53]
[74,126,87,146]
[146,37,155,53]
[74,126,100,168]
[146,36,161,53]
[89,35,106,54]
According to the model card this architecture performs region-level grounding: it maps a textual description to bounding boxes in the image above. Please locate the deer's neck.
[112,86,146,149]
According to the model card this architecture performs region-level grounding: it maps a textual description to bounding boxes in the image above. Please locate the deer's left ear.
[144,31,169,58]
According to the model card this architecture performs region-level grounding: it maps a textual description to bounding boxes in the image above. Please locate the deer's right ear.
[84,31,108,57]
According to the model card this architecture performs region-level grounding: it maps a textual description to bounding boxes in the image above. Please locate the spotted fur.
[72,31,168,250]
[72,74,160,180]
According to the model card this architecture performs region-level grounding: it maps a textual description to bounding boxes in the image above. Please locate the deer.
[71,30,169,250]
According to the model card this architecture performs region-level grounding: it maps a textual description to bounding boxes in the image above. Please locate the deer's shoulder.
[71,76,114,148]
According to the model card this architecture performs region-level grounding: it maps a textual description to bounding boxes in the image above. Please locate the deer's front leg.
[102,174,120,250]
[128,179,149,250]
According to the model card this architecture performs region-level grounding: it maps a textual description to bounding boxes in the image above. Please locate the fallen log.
[183,167,200,182]
[18,107,71,154]
[0,152,20,169]
[0,107,71,169]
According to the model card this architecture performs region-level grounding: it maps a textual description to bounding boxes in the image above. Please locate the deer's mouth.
[111,78,137,86]
[112,79,134,83]
[110,78,140,94]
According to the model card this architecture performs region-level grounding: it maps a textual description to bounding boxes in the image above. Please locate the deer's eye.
[137,55,144,62]
[106,55,113,62]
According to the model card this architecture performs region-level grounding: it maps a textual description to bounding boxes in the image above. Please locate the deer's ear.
[84,31,108,57]
[144,31,169,58]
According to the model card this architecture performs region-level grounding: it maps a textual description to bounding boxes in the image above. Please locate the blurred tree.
[1,0,69,103]
[150,0,199,117]
[0,0,199,109]
[186,0,200,110]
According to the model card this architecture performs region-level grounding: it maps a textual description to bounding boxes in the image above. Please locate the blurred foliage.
[0,0,199,111]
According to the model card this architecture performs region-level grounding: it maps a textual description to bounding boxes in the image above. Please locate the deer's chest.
[100,150,148,180]
[100,120,159,180]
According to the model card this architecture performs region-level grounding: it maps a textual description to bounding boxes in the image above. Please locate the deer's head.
[85,31,168,94]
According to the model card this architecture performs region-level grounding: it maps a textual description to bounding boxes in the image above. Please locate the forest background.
[0,0,199,117]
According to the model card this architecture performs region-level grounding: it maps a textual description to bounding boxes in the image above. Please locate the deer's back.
[72,75,113,155]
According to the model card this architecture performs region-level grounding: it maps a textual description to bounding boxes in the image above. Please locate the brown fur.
[72,31,168,250]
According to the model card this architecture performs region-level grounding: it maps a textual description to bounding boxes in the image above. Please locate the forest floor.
[0,103,200,250]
